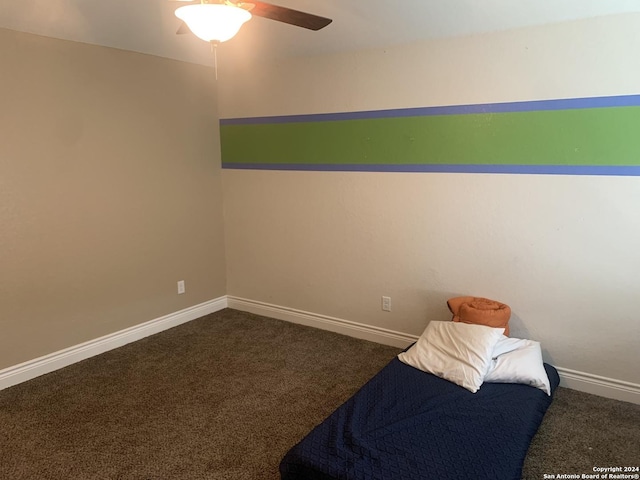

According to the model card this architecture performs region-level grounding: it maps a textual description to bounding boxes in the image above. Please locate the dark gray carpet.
[1,309,638,479]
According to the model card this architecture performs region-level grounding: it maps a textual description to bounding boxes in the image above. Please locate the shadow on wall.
[418,290,459,324]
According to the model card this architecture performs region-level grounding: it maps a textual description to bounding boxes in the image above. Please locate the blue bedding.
[280,358,560,480]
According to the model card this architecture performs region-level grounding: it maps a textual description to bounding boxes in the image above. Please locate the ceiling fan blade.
[245,1,332,31]
[176,21,190,35]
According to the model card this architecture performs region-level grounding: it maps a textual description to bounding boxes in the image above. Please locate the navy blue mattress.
[280,358,560,480]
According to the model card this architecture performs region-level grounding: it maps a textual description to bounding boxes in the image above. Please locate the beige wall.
[0,28,226,369]
[219,15,640,385]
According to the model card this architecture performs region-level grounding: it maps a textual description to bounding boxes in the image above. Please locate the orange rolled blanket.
[447,296,511,336]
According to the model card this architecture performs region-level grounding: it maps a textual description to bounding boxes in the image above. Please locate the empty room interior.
[1,1,639,479]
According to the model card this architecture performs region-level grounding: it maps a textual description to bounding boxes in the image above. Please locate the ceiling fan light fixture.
[175,4,252,43]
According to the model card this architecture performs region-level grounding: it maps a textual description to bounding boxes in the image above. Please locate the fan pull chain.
[210,41,218,80]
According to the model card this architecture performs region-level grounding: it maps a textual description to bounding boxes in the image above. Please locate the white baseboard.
[227,296,419,348]
[4,295,638,405]
[227,296,640,405]
[556,367,640,404]
[0,297,228,391]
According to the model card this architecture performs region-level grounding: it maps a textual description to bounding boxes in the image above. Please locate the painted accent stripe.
[221,94,640,175]
[222,163,640,176]
[221,107,640,167]
[221,94,640,125]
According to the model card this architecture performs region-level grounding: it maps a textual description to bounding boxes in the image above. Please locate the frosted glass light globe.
[175,4,252,43]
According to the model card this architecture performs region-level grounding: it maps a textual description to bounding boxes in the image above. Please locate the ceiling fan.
[171,0,333,43]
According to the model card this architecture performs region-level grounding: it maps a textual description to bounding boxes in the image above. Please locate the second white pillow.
[484,337,551,395]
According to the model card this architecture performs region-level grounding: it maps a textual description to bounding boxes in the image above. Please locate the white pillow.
[398,321,505,393]
[484,336,551,395]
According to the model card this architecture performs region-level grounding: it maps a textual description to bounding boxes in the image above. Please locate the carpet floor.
[1,308,638,479]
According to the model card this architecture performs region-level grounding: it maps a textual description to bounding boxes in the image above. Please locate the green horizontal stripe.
[220,106,640,166]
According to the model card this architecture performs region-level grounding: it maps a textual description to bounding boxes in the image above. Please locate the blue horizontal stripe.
[220,94,640,126]
[222,163,640,176]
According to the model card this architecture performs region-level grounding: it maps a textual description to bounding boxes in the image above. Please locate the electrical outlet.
[177,280,185,295]
[382,296,391,312]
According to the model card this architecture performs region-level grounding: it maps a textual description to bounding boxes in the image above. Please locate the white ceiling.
[2,0,640,66]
